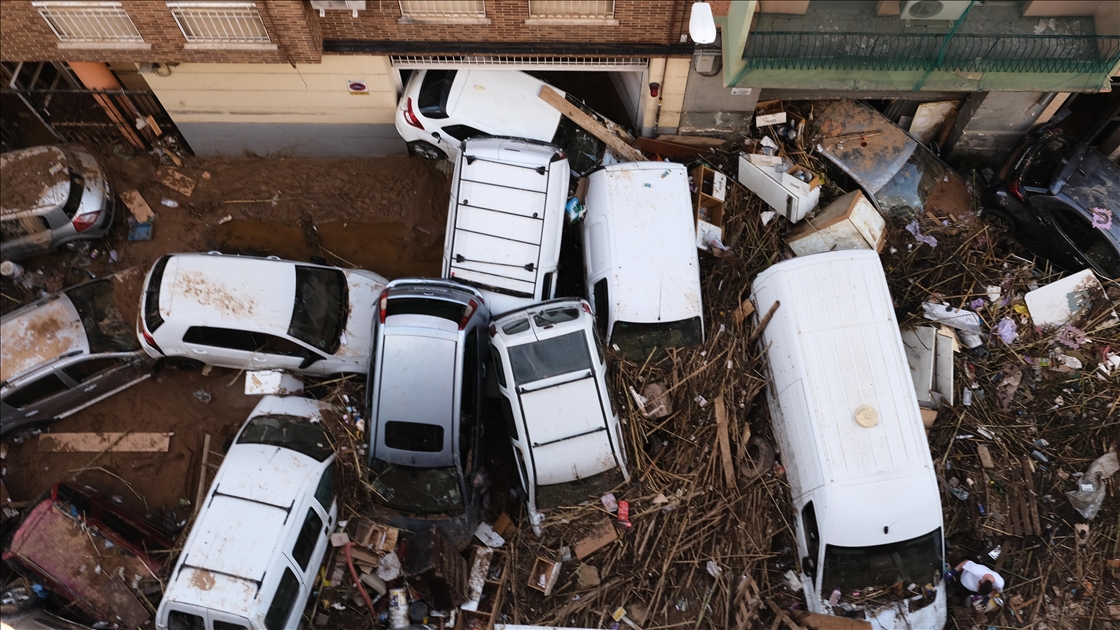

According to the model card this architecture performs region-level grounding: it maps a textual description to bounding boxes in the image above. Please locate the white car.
[443,137,569,316]
[395,69,603,175]
[138,253,387,376]
[489,298,629,535]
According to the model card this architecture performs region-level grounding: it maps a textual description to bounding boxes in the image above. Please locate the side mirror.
[802,556,817,579]
[299,355,322,370]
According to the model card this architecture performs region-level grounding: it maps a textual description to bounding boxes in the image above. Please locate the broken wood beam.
[539,86,646,163]
[194,433,211,516]
[38,432,172,453]
[714,395,737,490]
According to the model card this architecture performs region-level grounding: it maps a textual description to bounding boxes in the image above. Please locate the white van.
[443,137,569,316]
[157,396,338,630]
[582,162,704,359]
[750,250,946,630]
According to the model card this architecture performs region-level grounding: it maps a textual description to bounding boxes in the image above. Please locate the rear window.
[237,414,334,462]
[535,465,625,510]
[387,297,466,322]
[509,331,591,385]
[60,152,86,219]
[289,266,347,354]
[612,317,704,359]
[144,255,171,333]
[66,279,138,353]
[418,70,456,119]
[1018,135,1074,189]
[384,420,444,452]
[168,611,205,630]
[369,459,463,514]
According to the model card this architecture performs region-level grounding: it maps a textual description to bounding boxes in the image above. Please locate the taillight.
[403,98,424,130]
[460,299,478,330]
[1009,179,1026,203]
[581,300,592,315]
[378,288,390,324]
[72,211,100,232]
[141,329,163,355]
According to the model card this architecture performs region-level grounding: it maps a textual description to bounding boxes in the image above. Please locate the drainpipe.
[646,57,667,138]
[68,62,145,148]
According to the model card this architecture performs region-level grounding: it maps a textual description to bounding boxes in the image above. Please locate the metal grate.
[33,1,143,43]
[391,54,648,70]
[528,0,614,19]
[168,1,270,43]
[742,32,1120,75]
[399,0,485,19]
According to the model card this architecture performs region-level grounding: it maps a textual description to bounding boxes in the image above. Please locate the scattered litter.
[995,318,1018,344]
[783,569,802,592]
[1024,269,1118,330]
[474,521,505,548]
[575,519,619,559]
[706,560,723,578]
[617,500,631,528]
[528,557,562,595]
[601,493,618,513]
[217,214,233,225]
[192,388,212,404]
[905,221,938,247]
[1056,324,1087,349]
[376,551,401,581]
[922,302,984,348]
[161,199,179,208]
[760,210,777,226]
[995,365,1023,411]
[1066,452,1119,519]
[694,395,708,407]
[329,532,350,547]
[156,166,197,196]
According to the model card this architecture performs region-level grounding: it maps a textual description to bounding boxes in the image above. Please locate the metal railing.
[528,1,614,19]
[399,0,486,19]
[168,1,270,43]
[743,32,1120,75]
[33,1,144,43]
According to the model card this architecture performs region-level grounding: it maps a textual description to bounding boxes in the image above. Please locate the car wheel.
[981,208,1017,237]
[408,141,447,161]
[0,580,35,613]
[6,422,48,446]
[160,357,205,371]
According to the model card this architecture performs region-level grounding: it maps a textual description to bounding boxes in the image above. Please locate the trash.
[1065,452,1119,520]
[1024,269,1118,330]
[829,588,841,605]
[1056,324,1087,350]
[108,249,118,264]
[359,571,388,596]
[217,214,233,225]
[127,216,153,241]
[788,190,885,256]
[706,560,722,578]
[783,569,802,592]
[962,388,973,406]
[760,210,777,225]
[329,532,350,547]
[160,199,179,208]
[376,551,401,581]
[617,500,631,528]
[388,587,409,629]
[156,166,197,196]
[192,389,212,404]
[905,221,938,248]
[977,444,994,468]
[244,370,304,396]
[995,365,1022,411]
[1074,523,1090,546]
[640,382,672,419]
[200,365,213,376]
[576,563,600,587]
[575,519,619,559]
[474,521,505,548]
[988,545,1001,560]
[565,196,585,223]
[528,556,562,596]
[946,477,970,500]
[921,302,984,348]
[0,261,24,279]
[601,492,618,513]
[694,395,708,408]
[995,318,1018,344]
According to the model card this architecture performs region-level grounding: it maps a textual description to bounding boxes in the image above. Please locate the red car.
[3,482,175,628]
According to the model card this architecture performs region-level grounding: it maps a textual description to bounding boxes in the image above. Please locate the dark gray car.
[365,278,490,550]
[1,278,154,442]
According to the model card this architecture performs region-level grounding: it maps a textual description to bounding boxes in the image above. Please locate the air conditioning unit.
[901,0,970,23]
[309,1,365,17]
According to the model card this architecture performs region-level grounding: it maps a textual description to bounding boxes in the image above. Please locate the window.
[97,510,147,548]
[288,266,347,354]
[441,125,490,143]
[384,421,444,452]
[257,334,313,358]
[238,414,334,462]
[62,357,125,383]
[167,611,205,630]
[418,70,456,119]
[499,394,518,440]
[264,567,300,630]
[611,317,704,360]
[1051,205,1120,277]
[369,460,464,513]
[528,1,615,19]
[822,528,943,594]
[314,463,334,509]
[34,1,144,44]
[1,215,51,241]
[66,279,136,353]
[592,279,609,338]
[168,2,271,44]
[490,346,507,388]
[540,272,553,301]
[802,502,820,578]
[183,326,258,352]
[143,256,171,333]
[508,331,591,385]
[386,297,466,322]
[291,508,323,571]
[214,623,249,630]
[4,373,69,409]
[399,1,487,23]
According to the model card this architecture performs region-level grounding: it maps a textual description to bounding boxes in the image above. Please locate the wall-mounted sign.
[731,87,752,96]
[347,80,368,95]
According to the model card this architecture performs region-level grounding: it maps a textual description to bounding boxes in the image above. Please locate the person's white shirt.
[959,560,1005,593]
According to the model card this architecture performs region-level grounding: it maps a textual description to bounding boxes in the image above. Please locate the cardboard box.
[786,190,885,256]
[755,99,787,127]
[690,165,726,252]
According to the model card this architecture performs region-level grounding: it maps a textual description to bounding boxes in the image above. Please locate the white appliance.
[737,153,820,223]
[901,0,971,23]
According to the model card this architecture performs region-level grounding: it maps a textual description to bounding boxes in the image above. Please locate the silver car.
[1,144,114,261]
[1,277,154,443]
[365,278,490,550]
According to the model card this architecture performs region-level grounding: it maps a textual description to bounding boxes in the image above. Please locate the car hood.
[0,145,70,214]
[519,376,620,485]
[336,269,387,359]
[1,295,88,383]
[814,100,916,195]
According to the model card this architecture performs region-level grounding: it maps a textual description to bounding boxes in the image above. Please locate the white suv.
[489,298,629,535]
[442,137,569,316]
[138,253,387,376]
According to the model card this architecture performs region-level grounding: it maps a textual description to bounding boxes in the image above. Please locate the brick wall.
[0,1,321,64]
[318,0,691,46]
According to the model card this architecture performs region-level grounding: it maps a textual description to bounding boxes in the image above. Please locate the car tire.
[981,208,1017,237]
[738,435,776,480]
[160,357,205,371]
[407,141,447,161]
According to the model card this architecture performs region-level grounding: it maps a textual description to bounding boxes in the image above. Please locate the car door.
[249,333,325,375]
[1,368,82,427]
[58,355,148,409]
[180,326,258,368]
[1031,197,1105,272]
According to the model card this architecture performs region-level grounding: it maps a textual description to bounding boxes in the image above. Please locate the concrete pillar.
[945,92,1057,164]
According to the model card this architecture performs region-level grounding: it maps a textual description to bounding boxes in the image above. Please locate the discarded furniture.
[786,190,885,256]
[737,153,820,223]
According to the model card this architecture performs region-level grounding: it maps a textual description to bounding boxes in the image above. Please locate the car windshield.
[873,147,950,216]
[611,317,703,359]
[289,266,347,354]
[535,465,625,510]
[509,331,591,385]
[821,528,943,594]
[1018,134,1074,189]
[368,459,464,514]
[237,414,334,462]
[418,70,456,119]
[65,279,139,353]
[553,115,603,177]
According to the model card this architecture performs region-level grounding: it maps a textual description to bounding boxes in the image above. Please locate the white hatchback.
[489,298,629,535]
[138,253,387,376]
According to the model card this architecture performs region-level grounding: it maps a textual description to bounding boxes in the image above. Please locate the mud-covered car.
[812,100,973,220]
[982,128,1120,277]
[2,482,174,628]
[1,277,154,443]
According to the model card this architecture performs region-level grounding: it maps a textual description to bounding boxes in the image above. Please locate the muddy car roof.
[159,254,299,334]
[0,145,70,215]
[1,293,88,383]
[447,70,563,141]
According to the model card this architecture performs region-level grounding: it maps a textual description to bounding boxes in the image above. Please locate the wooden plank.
[977,444,994,468]
[1007,486,1022,536]
[155,167,196,197]
[631,136,704,159]
[793,611,873,629]
[575,518,618,559]
[194,434,211,516]
[539,86,646,163]
[119,189,154,223]
[713,396,737,490]
[1022,458,1042,535]
[732,299,756,325]
[38,432,172,453]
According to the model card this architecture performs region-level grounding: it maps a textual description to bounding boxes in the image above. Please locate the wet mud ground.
[1,144,451,523]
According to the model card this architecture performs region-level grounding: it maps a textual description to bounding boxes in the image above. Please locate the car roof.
[1,293,88,383]
[1061,147,1120,242]
[813,99,918,195]
[585,163,703,324]
[446,138,567,299]
[445,70,563,141]
[0,145,70,215]
[158,254,298,335]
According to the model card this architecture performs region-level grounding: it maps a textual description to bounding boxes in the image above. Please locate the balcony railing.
[743,32,1120,75]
